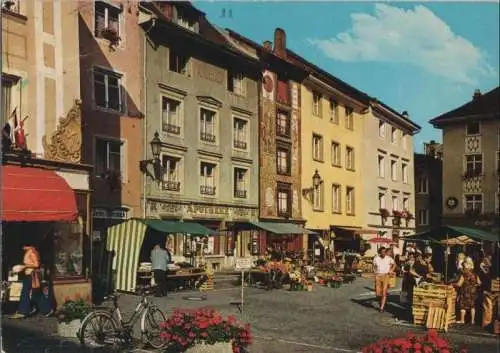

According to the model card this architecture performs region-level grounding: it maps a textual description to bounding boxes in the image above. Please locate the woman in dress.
[453,258,481,324]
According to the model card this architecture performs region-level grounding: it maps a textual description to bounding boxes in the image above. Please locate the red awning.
[1,165,78,222]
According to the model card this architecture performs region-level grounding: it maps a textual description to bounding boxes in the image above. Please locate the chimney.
[273,28,286,59]
[263,41,273,51]
[473,89,481,100]
[402,111,409,118]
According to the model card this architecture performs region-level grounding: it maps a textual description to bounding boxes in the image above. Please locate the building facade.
[141,2,261,268]
[414,141,443,233]
[78,0,144,236]
[363,102,420,253]
[430,87,500,235]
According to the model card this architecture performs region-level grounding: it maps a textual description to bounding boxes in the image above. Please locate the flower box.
[185,341,233,353]
[392,210,402,218]
[379,208,389,218]
[57,319,81,339]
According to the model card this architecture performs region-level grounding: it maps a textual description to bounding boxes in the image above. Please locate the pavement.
[1,275,499,353]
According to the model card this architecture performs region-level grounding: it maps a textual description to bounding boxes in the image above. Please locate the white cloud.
[307,4,496,85]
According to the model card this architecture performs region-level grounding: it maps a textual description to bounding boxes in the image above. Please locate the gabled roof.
[430,87,500,127]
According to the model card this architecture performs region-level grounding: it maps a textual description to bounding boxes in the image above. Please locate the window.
[169,49,190,76]
[392,195,399,211]
[277,183,292,217]
[346,147,355,171]
[1,74,16,127]
[391,127,397,144]
[418,209,429,226]
[332,184,341,213]
[176,8,196,31]
[200,108,216,143]
[200,162,216,196]
[233,118,248,150]
[345,107,354,130]
[312,134,323,161]
[276,77,290,104]
[378,155,385,178]
[465,154,483,176]
[331,142,341,167]
[379,120,385,138]
[234,167,248,198]
[466,122,480,136]
[95,138,123,176]
[346,187,355,215]
[94,1,120,39]
[330,100,338,123]
[464,194,482,213]
[402,133,407,150]
[417,177,428,194]
[391,160,397,181]
[228,70,246,96]
[402,163,408,183]
[277,146,291,175]
[312,92,321,116]
[403,196,409,211]
[313,183,324,211]
[161,97,182,135]
[276,110,290,137]
[93,67,122,111]
[378,192,386,209]
[162,155,181,191]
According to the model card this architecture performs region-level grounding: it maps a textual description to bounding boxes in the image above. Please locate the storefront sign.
[235,257,253,271]
[147,200,258,220]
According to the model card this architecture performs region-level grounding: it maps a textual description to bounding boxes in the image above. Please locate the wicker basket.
[185,341,233,353]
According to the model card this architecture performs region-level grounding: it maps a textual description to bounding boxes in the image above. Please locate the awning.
[1,165,78,222]
[404,225,499,243]
[243,221,317,235]
[331,226,377,239]
[143,219,217,236]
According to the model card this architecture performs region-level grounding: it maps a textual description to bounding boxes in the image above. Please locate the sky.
[194,1,500,152]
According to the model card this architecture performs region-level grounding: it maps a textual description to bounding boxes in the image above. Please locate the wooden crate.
[491,278,500,293]
[412,285,456,329]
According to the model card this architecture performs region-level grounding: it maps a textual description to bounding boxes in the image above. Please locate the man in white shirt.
[373,246,396,312]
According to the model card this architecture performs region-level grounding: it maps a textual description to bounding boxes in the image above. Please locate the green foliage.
[56,298,90,323]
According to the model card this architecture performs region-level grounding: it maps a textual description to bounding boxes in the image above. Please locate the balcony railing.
[162,123,181,135]
[233,140,247,150]
[462,169,483,179]
[200,132,216,143]
[200,185,216,195]
[162,180,181,192]
[234,189,247,198]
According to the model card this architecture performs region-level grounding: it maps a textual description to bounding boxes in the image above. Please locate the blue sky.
[194,1,499,152]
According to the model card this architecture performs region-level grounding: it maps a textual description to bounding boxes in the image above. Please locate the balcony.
[200,132,216,143]
[162,180,181,192]
[162,123,181,135]
[233,139,247,150]
[462,169,483,179]
[200,185,216,196]
[234,189,247,198]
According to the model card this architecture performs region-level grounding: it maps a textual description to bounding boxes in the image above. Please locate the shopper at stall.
[10,245,42,319]
[373,247,396,313]
[410,253,431,286]
[151,244,170,297]
[453,258,481,324]
[401,253,416,306]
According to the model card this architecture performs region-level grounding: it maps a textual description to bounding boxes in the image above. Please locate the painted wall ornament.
[445,196,458,210]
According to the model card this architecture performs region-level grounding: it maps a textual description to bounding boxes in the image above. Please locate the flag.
[15,115,27,150]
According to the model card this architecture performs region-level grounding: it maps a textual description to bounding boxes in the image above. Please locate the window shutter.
[120,141,126,181]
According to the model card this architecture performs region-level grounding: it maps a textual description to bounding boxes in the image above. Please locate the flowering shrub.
[161,308,252,353]
[361,330,467,353]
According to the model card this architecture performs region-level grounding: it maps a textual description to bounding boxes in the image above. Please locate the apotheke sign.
[147,200,258,219]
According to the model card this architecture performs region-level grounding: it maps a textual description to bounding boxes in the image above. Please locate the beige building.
[362,102,420,253]
[430,87,500,234]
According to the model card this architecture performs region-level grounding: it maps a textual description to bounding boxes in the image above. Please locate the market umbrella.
[368,238,396,244]
[440,235,479,246]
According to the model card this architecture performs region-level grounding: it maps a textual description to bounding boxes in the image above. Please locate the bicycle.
[77,289,166,350]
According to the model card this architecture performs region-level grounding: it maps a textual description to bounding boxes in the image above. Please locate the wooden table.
[166,271,206,291]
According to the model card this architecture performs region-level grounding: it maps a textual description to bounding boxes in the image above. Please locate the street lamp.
[312,169,321,188]
[150,131,162,160]
[301,169,323,202]
[139,131,164,181]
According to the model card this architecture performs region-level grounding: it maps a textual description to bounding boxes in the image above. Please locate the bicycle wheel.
[79,310,119,348]
[141,305,167,349]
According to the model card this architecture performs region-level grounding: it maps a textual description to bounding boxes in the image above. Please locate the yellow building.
[287,52,370,258]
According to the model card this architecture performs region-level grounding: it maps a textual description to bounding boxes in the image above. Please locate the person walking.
[373,246,396,313]
[454,258,481,324]
[151,244,170,297]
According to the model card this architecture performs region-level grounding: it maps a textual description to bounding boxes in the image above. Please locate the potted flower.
[56,297,91,338]
[161,308,252,353]
[392,210,402,218]
[379,208,389,224]
[101,27,121,46]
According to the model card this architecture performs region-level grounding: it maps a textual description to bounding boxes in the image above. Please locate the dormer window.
[175,7,197,32]
[94,1,121,39]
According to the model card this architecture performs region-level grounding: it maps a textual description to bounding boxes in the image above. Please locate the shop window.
[53,218,84,278]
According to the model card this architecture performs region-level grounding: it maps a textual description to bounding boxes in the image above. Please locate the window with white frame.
[233,167,248,199]
[391,160,397,181]
[379,120,385,138]
[345,107,354,130]
[162,155,181,191]
[378,155,385,178]
[93,67,122,111]
[233,117,248,150]
[169,48,190,76]
[378,192,386,209]
[94,1,120,39]
[418,209,429,226]
[277,183,291,217]
[312,92,321,117]
[332,184,341,213]
[403,196,409,211]
[95,138,123,176]
[417,176,428,194]
[464,194,482,213]
[391,127,397,144]
[330,99,338,123]
[200,108,216,143]
[346,146,355,170]
[466,122,480,136]
[465,154,483,176]
[312,134,323,161]
[227,70,246,96]
[313,183,324,211]
[161,96,182,135]
[402,163,408,183]
[346,187,355,215]
[331,142,341,166]
[200,162,216,196]
[392,195,399,211]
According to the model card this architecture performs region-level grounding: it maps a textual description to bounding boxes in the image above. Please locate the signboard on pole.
[235,257,253,271]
